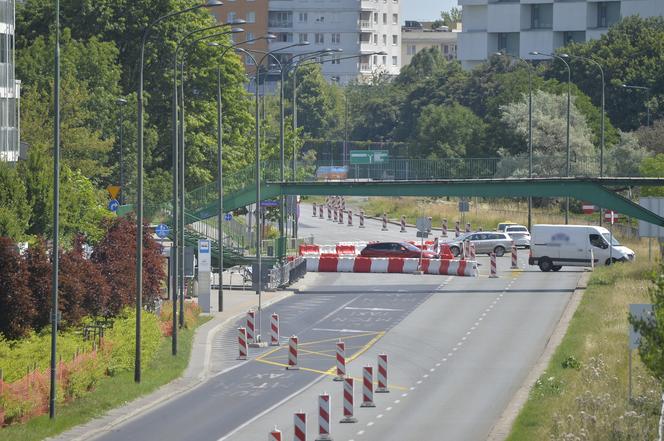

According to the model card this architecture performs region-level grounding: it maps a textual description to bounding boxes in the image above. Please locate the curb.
[485,271,590,441]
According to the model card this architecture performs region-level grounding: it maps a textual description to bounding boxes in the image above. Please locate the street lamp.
[622,84,651,127]
[497,52,534,230]
[136,0,222,383]
[531,51,571,224]
[116,98,128,205]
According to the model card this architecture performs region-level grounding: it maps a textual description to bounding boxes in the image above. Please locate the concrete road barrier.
[305,256,478,277]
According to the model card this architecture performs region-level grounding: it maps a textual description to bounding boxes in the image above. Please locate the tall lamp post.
[622,84,651,127]
[136,0,222,383]
[531,51,571,224]
[116,98,128,205]
[497,52,533,230]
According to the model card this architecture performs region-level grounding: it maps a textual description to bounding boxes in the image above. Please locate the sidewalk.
[49,286,293,441]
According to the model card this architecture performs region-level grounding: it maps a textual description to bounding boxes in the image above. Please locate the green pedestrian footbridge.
[119,157,664,269]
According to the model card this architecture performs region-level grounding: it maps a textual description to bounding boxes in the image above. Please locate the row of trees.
[0,217,165,340]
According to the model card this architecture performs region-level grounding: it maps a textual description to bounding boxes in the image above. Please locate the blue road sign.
[260,200,279,207]
[224,213,233,221]
[155,223,170,239]
[108,199,119,212]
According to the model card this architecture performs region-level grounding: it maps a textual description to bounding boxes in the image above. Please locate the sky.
[402,0,457,22]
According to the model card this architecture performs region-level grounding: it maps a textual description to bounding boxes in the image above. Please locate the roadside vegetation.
[507,241,662,440]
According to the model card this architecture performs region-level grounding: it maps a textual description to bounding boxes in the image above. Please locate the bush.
[104,308,161,375]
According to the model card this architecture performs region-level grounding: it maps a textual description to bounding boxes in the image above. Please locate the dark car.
[360,242,439,259]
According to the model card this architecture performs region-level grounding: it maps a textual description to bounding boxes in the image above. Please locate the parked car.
[529,224,635,272]
[497,221,518,232]
[447,232,514,257]
[505,224,531,248]
[360,242,440,259]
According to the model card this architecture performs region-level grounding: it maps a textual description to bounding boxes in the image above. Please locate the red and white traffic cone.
[246,309,256,344]
[319,204,324,219]
[287,335,299,370]
[465,222,471,233]
[238,327,247,360]
[327,205,332,221]
[334,340,346,381]
[340,378,358,423]
[361,365,376,407]
[359,210,365,228]
[400,215,407,233]
[294,412,307,441]
[511,244,518,269]
[269,426,282,441]
[490,252,498,278]
[312,203,317,217]
[455,221,460,238]
[316,393,332,441]
[333,208,338,223]
[347,210,353,227]
[381,213,388,231]
[442,218,448,237]
[270,313,280,346]
[376,354,389,393]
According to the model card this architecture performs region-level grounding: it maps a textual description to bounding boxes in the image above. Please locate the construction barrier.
[327,206,332,220]
[341,378,358,423]
[317,393,332,441]
[333,208,338,223]
[490,252,498,278]
[381,213,388,231]
[511,245,518,269]
[335,244,356,255]
[442,218,448,237]
[361,366,376,407]
[319,205,324,218]
[270,313,280,346]
[269,427,282,441]
[294,412,306,441]
[334,340,346,381]
[287,335,299,370]
[305,256,478,277]
[238,327,247,360]
[338,210,344,225]
[400,215,406,233]
[246,310,256,344]
[312,203,317,217]
[377,354,389,393]
[359,210,365,228]
[347,209,353,227]
[299,244,321,256]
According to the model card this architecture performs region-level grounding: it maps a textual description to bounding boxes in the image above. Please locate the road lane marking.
[344,307,404,312]
[367,421,374,427]
[311,328,376,333]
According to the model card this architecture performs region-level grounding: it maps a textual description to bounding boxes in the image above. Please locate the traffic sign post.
[224,213,233,221]
[106,185,121,201]
[155,223,170,239]
[108,199,119,212]
[416,217,432,274]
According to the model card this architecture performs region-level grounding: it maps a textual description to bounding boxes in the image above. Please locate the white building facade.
[0,0,19,162]
[267,0,402,84]
[458,0,664,69]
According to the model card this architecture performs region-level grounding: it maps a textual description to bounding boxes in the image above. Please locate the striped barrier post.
[312,203,317,217]
[465,222,471,233]
[400,215,407,233]
[359,210,365,228]
[246,309,256,344]
[455,221,460,238]
[381,213,388,231]
[270,313,280,346]
[287,335,299,370]
[361,366,376,407]
[511,244,518,269]
[341,197,346,211]
[341,378,358,423]
[490,252,498,278]
[327,205,332,221]
[294,412,306,441]
[338,209,344,225]
[333,207,338,223]
[238,327,247,360]
[269,427,282,441]
[376,354,389,393]
[442,218,448,237]
[319,205,324,219]
[316,393,332,441]
[334,340,346,381]
[347,210,353,227]
[469,243,476,261]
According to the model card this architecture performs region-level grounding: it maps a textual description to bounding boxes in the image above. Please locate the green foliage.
[440,7,462,29]
[413,103,486,158]
[640,154,664,196]
[605,131,651,176]
[631,263,664,381]
[635,119,664,154]
[0,163,31,240]
[104,308,161,376]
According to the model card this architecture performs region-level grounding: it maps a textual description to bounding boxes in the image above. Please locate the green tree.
[640,154,664,197]
[0,163,31,240]
[636,119,664,154]
[630,263,664,381]
[605,131,651,176]
[285,64,339,139]
[413,103,486,158]
[440,7,462,29]
[0,237,35,339]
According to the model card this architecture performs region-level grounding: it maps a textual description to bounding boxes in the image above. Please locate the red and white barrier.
[238,327,247,360]
[294,412,306,441]
[377,354,389,393]
[305,256,478,277]
[359,210,365,228]
[341,378,358,423]
[319,205,324,219]
[442,218,448,237]
[318,393,332,440]
[312,203,317,217]
[347,209,353,227]
[338,210,344,225]
[361,366,376,407]
[327,206,332,220]
[270,313,279,346]
[400,215,407,233]
[269,427,282,441]
[246,309,256,344]
[333,208,338,223]
[334,340,346,381]
[490,252,498,278]
[511,244,518,269]
[287,335,299,370]
[335,244,356,255]
[381,213,388,231]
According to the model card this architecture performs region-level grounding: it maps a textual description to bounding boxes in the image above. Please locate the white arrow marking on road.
[344,307,404,312]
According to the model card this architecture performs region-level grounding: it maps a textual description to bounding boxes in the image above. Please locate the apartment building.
[0,0,19,162]
[214,0,402,84]
[402,20,458,66]
[458,0,664,69]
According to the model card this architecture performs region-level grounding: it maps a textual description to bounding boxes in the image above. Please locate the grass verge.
[507,243,661,441]
[0,316,211,441]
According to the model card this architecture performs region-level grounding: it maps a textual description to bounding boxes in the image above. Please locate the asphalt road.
[90,205,581,441]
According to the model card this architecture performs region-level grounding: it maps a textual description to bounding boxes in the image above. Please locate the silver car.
[505,225,531,248]
[448,232,514,257]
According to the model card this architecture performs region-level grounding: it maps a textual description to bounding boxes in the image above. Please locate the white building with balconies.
[0,0,19,162]
[458,0,664,69]
[266,0,402,84]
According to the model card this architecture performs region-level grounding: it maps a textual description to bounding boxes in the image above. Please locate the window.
[245,55,255,65]
[374,12,378,23]
[589,234,608,249]
[407,45,416,55]
[246,32,255,43]
[315,33,324,44]
[382,55,387,65]
[382,13,387,24]
[331,55,341,65]
[382,34,387,45]
[392,56,397,66]
[246,11,256,24]
[275,32,292,43]
[268,11,292,28]
[227,11,237,22]
[298,33,308,43]
[298,12,308,23]
[392,35,398,45]
[392,13,398,25]
[331,33,341,44]
[373,33,378,44]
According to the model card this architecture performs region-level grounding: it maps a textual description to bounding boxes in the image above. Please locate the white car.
[505,225,531,248]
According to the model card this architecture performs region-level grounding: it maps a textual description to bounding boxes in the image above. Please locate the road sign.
[416,231,429,238]
[260,200,279,207]
[458,200,470,213]
[198,239,211,272]
[639,197,664,238]
[605,210,618,224]
[582,203,595,215]
[629,304,654,349]
[108,199,119,212]
[416,217,432,233]
[349,150,389,165]
[155,223,170,239]
[224,213,233,221]
[106,185,121,200]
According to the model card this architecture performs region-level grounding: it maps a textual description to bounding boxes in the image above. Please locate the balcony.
[360,63,372,73]
[360,20,374,30]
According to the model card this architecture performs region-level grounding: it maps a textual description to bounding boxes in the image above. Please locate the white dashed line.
[435,362,441,367]
[416,380,423,384]
[402,393,408,397]
[386,407,393,411]
[367,422,374,427]
[357,430,365,435]
[377,414,383,419]
[394,399,401,404]
[423,374,429,378]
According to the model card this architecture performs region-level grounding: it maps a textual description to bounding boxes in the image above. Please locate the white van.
[529,224,635,272]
